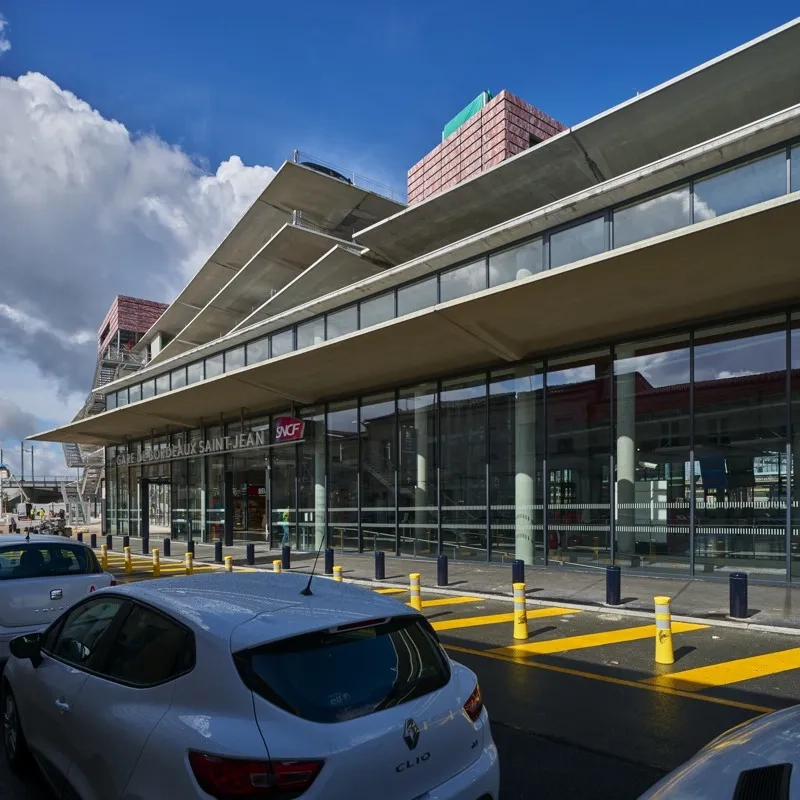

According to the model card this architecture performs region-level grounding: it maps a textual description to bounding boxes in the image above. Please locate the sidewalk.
[104,533,800,633]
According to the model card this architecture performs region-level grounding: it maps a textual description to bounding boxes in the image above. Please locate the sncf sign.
[274,416,306,444]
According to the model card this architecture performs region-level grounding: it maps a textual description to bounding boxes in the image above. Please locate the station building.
[34,20,800,581]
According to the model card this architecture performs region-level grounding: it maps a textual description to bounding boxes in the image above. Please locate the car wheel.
[2,683,31,774]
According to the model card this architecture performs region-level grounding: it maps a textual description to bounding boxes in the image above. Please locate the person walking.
[280,509,290,548]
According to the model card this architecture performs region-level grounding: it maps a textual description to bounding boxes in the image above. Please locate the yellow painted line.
[645,647,800,692]
[444,644,776,714]
[374,588,407,595]
[432,606,575,632]
[416,596,477,608]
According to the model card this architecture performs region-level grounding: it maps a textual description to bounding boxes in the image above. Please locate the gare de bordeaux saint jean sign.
[115,416,306,466]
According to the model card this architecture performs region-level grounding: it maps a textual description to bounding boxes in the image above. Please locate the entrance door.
[270,447,297,548]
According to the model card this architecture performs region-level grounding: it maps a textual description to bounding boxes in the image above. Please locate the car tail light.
[109,579,118,586]
[463,684,484,722]
[189,751,324,797]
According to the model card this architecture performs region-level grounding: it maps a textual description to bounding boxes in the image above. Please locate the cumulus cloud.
[0,14,10,56]
[0,71,276,467]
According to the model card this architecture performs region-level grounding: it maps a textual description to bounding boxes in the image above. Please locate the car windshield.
[234,616,450,724]
[0,544,99,580]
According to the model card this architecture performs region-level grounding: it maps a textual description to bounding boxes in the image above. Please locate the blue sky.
[2,1,797,192]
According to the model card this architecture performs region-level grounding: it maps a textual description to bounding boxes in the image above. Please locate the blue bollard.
[282,545,291,570]
[245,543,255,566]
[106,534,113,551]
[375,551,386,580]
[437,554,449,587]
[729,572,748,619]
[142,536,149,556]
[90,533,97,549]
[324,547,334,575]
[122,535,130,549]
[163,538,171,557]
[76,531,83,543]
[606,565,621,606]
[214,541,223,564]
[512,559,525,585]
[187,539,195,556]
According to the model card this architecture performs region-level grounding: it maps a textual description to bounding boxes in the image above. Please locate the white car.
[638,705,800,799]
[0,534,114,664]
[2,571,500,800]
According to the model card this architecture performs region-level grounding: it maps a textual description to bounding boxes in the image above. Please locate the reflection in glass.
[105,452,117,533]
[489,364,544,564]
[271,329,294,357]
[297,318,325,349]
[129,384,142,403]
[246,337,270,365]
[187,362,204,385]
[693,317,787,578]
[694,152,786,222]
[614,335,690,574]
[117,389,129,407]
[298,407,326,550]
[398,383,437,556]
[489,239,543,287]
[118,457,129,535]
[397,277,437,317]
[225,347,245,372]
[613,186,691,249]
[547,350,612,564]
[107,393,117,410]
[791,313,800,578]
[205,440,225,543]
[439,260,486,303]
[269,416,296,550]
[156,374,170,395]
[360,393,396,553]
[792,147,799,194]
[171,368,187,390]
[360,293,395,329]
[440,376,487,559]
[205,354,224,379]
[549,216,606,269]
[326,306,358,340]
[141,379,155,400]
[328,400,359,551]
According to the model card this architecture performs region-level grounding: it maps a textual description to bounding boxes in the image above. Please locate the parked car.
[2,572,500,800]
[638,705,800,799]
[0,535,114,665]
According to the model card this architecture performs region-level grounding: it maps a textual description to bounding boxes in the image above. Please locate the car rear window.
[234,616,451,724]
[0,544,100,580]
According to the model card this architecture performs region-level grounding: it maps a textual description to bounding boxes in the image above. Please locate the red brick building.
[97,296,168,354]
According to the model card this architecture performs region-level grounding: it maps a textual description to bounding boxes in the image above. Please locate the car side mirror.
[9,633,43,668]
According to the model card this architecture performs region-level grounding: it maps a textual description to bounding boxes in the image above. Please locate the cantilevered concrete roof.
[136,161,405,350]
[355,18,800,264]
[32,193,800,446]
[151,225,355,364]
[233,245,385,332]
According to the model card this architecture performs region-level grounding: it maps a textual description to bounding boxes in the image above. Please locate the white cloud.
[0,14,10,56]
[0,71,277,469]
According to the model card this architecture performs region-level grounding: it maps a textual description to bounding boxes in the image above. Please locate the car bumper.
[427,742,500,800]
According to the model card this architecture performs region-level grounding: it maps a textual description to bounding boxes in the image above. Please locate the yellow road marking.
[493,621,708,656]
[415,596,477,608]
[645,647,800,692]
[432,606,575,632]
[444,644,776,714]
[374,588,406,595]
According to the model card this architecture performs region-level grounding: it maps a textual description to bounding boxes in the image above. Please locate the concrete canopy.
[355,18,800,265]
[32,193,800,446]
[233,245,385,331]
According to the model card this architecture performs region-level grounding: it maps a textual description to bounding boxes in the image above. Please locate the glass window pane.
[549,216,606,269]
[297,318,325,349]
[397,277,436,317]
[129,384,142,403]
[328,400,359,551]
[398,383,437,555]
[439,260,486,303]
[271,329,294,357]
[489,239,543,287]
[246,337,270,365]
[360,392,396,551]
[694,316,787,578]
[107,393,117,410]
[141,379,155,400]
[187,362,204,385]
[547,349,612,563]
[440,375,487,560]
[205,354,224,379]
[489,364,544,565]
[155,374,170,395]
[613,186,691,249]
[117,389,129,407]
[225,347,245,372]
[614,334,690,574]
[296,407,325,551]
[50,598,126,669]
[790,313,800,578]
[171,367,187,389]
[326,306,358,339]
[360,293,395,329]
[694,152,786,222]
[792,146,800,194]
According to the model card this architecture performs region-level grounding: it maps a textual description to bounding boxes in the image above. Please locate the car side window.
[101,603,193,686]
[0,544,96,580]
[48,597,127,669]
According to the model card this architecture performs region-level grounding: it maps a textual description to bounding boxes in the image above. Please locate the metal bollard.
[152,548,161,578]
[606,565,621,606]
[214,541,223,564]
[512,559,525,585]
[246,543,255,566]
[654,595,674,665]
[513,582,528,639]
[273,559,282,574]
[100,544,108,570]
[124,546,132,574]
[163,538,171,557]
[224,555,233,573]
[375,551,385,580]
[123,535,130,549]
[324,547,334,575]
[77,531,83,543]
[282,545,291,570]
[437,554,449,587]
[729,572,748,619]
[90,533,97,549]
[409,573,422,611]
[187,539,195,556]
[185,552,194,576]
[106,534,113,550]
[142,536,149,556]
[333,565,343,582]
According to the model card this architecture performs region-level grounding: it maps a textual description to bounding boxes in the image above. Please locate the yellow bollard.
[124,546,132,574]
[100,544,108,570]
[273,559,282,574]
[333,565,343,582]
[152,548,161,578]
[513,582,528,639]
[185,552,194,576]
[409,573,422,611]
[224,555,233,573]
[654,595,674,665]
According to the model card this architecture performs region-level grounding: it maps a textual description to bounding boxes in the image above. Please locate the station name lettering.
[116,430,265,466]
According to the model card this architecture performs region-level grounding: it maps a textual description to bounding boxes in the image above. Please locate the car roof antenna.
[300,533,328,596]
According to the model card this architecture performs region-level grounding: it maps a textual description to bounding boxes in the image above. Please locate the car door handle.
[50,590,62,600]
[54,699,70,713]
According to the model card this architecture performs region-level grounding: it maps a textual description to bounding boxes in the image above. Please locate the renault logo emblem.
[403,718,420,751]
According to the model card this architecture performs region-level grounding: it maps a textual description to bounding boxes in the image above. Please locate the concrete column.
[414,390,429,549]
[514,377,536,565]
[314,418,326,550]
[616,354,636,554]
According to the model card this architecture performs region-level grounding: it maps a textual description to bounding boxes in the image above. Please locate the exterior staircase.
[60,481,88,525]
